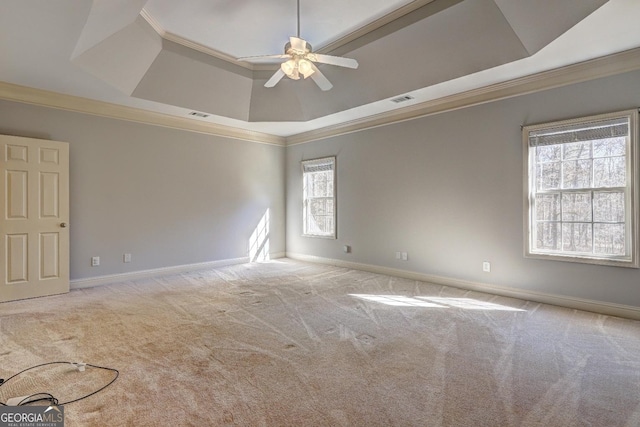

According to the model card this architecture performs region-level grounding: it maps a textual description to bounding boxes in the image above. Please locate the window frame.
[523,109,639,268]
[302,156,337,239]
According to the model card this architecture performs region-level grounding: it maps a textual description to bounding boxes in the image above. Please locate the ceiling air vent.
[188,111,210,118]
[390,95,414,104]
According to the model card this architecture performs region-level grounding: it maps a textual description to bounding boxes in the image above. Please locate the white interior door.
[0,135,70,302]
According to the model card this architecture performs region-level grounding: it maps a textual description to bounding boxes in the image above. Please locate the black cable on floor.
[0,361,118,406]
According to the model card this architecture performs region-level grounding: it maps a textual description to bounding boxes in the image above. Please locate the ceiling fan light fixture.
[281,59,297,76]
[298,59,314,78]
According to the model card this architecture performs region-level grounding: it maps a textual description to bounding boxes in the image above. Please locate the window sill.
[302,234,337,239]
[525,251,639,268]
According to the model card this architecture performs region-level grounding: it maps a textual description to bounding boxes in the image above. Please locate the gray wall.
[286,69,640,308]
[0,100,285,280]
[2,68,639,307]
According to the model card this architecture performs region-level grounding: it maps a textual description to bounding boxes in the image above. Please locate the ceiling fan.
[238,0,359,91]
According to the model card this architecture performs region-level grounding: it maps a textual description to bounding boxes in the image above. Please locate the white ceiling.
[143,0,419,58]
[1,0,639,139]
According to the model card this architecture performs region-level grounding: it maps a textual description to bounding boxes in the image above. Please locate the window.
[302,157,336,238]
[524,109,638,267]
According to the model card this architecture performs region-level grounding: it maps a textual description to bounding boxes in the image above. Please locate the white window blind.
[302,157,336,238]
[524,110,638,267]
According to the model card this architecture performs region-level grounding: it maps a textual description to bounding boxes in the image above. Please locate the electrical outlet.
[401,252,408,261]
[483,261,491,272]
[124,253,132,263]
[91,256,100,267]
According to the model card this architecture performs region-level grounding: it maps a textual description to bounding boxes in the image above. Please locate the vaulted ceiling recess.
[52,0,613,123]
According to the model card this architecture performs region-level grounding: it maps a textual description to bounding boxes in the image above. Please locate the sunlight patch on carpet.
[350,294,525,311]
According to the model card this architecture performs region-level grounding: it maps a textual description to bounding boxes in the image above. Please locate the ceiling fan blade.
[264,68,286,88]
[237,54,289,62]
[289,36,308,52]
[309,63,332,91]
[308,53,358,69]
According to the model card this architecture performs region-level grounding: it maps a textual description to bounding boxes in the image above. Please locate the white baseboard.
[71,256,250,289]
[71,252,287,289]
[286,252,640,320]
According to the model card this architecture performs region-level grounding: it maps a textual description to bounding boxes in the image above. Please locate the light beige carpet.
[1,259,639,426]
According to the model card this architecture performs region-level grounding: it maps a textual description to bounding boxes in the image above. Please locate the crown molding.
[139,8,164,37]
[141,8,257,70]
[285,47,640,146]
[2,48,638,149]
[140,8,272,72]
[0,81,286,146]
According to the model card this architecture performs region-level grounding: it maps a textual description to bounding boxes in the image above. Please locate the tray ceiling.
[1,0,639,139]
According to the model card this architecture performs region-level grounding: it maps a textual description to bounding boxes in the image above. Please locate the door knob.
[60,222,68,228]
